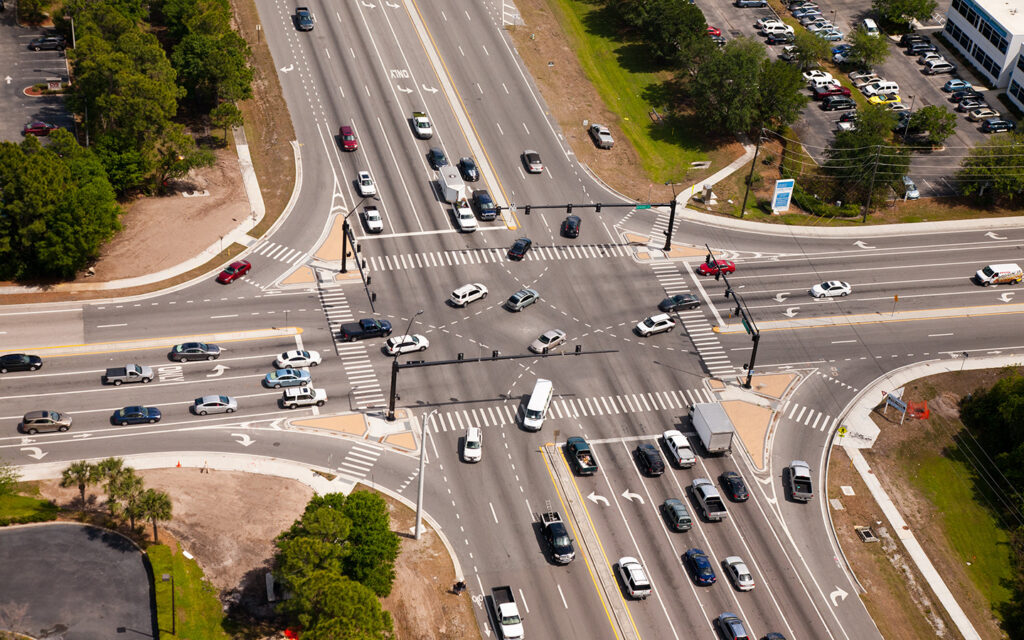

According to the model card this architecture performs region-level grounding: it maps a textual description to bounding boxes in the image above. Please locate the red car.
[23,121,59,136]
[697,259,735,276]
[216,260,251,284]
[339,125,358,151]
[707,26,722,36]
[812,84,852,100]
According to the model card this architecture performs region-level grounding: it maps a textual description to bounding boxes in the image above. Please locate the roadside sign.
[885,392,908,424]
[771,179,795,214]
[636,204,652,210]
[837,426,848,437]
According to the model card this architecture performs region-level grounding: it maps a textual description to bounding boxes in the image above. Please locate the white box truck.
[690,403,735,454]
[437,165,466,203]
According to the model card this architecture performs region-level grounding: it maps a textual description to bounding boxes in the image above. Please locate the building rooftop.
[968,0,1024,34]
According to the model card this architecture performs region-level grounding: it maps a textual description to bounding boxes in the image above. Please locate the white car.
[917,52,944,65]
[663,429,695,468]
[635,314,676,337]
[802,70,833,85]
[529,329,567,354]
[617,557,652,599]
[724,556,755,591]
[275,349,322,368]
[454,199,478,232]
[810,280,851,298]
[968,107,1000,122]
[779,45,799,61]
[362,206,383,233]
[463,426,482,462]
[355,170,376,197]
[281,386,327,409]
[755,16,784,29]
[383,334,429,355]
[851,74,881,88]
[449,283,488,307]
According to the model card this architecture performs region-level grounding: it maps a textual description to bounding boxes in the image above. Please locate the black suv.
[766,32,795,44]
[982,118,1016,133]
[560,215,581,238]
[635,443,665,476]
[457,157,479,182]
[822,96,856,111]
[473,189,498,220]
[28,35,66,51]
[899,33,929,47]
[906,41,936,55]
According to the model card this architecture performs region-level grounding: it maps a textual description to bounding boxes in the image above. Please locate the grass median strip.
[149,543,233,640]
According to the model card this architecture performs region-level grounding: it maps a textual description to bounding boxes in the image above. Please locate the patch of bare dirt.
[88,149,251,283]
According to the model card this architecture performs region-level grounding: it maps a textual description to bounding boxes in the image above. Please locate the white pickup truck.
[102,364,154,385]
[490,586,524,640]
[454,198,477,232]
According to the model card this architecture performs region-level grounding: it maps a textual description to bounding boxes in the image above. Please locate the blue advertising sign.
[772,179,795,213]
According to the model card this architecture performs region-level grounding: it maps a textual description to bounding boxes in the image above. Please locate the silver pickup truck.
[102,364,154,385]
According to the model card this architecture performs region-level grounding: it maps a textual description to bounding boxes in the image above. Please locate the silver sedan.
[529,330,566,354]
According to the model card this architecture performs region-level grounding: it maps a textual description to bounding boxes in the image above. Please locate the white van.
[974,263,1023,286]
[862,18,880,36]
[522,378,553,431]
[923,60,956,75]
[463,426,482,462]
[862,80,899,96]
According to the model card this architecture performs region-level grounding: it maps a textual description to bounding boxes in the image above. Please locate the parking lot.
[0,11,74,142]
[698,0,998,200]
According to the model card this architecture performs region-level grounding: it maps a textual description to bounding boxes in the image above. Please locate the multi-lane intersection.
[4,0,1024,638]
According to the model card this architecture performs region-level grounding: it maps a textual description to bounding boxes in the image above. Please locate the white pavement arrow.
[207,364,230,377]
[621,489,644,504]
[231,433,255,447]
[360,1,376,7]
[783,307,800,317]
[280,64,294,73]
[421,84,439,94]
[270,419,284,430]
[830,586,849,606]
[999,292,1014,302]
[853,240,875,249]
[396,85,412,94]
[385,0,399,6]
[21,447,47,460]
[5,76,11,85]
[985,231,1007,240]
[987,350,1003,355]
[774,292,790,303]
[587,491,609,506]
[72,434,92,439]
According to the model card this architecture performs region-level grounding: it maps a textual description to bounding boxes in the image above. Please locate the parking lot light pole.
[414,409,439,540]
[902,95,917,140]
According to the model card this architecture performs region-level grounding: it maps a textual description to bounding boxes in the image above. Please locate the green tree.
[908,104,957,147]
[96,457,126,479]
[156,123,215,189]
[17,0,49,24]
[60,461,99,505]
[956,133,1024,202]
[824,105,911,209]
[0,459,19,499]
[280,570,394,640]
[172,30,253,109]
[871,0,937,27]
[792,30,830,72]
[209,101,244,140]
[688,39,765,135]
[342,492,400,597]
[107,467,144,528]
[847,26,890,70]
[137,489,173,542]
[755,59,810,131]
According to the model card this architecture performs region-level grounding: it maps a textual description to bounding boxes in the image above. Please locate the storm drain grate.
[855,525,879,543]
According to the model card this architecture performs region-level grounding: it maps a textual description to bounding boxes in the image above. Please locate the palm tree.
[138,489,173,542]
[60,461,98,505]
[107,470,144,529]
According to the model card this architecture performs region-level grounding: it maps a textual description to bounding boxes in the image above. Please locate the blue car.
[819,30,844,41]
[263,368,312,388]
[683,548,717,585]
[942,78,972,92]
[111,406,162,426]
[832,44,852,54]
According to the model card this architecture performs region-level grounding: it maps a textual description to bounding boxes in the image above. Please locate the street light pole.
[414,409,438,540]
[902,95,917,141]
[386,310,423,422]
[662,182,680,251]
[340,196,377,273]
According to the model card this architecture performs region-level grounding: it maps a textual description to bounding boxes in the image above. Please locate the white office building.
[1008,45,1024,111]
[943,0,1024,91]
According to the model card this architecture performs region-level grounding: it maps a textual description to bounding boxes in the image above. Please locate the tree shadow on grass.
[640,78,725,155]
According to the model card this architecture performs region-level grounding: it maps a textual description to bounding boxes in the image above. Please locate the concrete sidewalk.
[835,354,1024,640]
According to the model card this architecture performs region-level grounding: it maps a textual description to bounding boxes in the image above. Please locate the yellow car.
[868,93,901,105]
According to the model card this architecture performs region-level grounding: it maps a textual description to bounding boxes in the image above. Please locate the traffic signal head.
[524,205,531,215]
[567,204,573,213]
[595,203,602,212]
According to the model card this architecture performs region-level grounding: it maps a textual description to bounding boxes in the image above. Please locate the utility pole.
[740,132,763,218]
[862,145,880,224]
[662,182,682,251]
[340,196,376,272]
[414,409,438,540]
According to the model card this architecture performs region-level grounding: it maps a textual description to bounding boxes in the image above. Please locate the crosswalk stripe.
[585,397,599,415]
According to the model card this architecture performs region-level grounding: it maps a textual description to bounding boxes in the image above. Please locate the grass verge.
[148,543,233,640]
[0,494,59,526]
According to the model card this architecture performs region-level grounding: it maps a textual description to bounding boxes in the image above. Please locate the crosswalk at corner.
[778,400,838,433]
[316,286,387,408]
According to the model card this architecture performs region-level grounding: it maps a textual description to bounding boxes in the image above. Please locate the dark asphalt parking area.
[0,523,157,639]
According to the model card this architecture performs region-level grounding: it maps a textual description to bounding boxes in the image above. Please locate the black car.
[711,34,726,46]
[0,353,43,373]
[427,147,448,169]
[765,32,795,44]
[169,342,221,362]
[508,237,533,260]
[906,42,937,55]
[457,157,479,182]
[28,35,66,51]
[982,118,1016,133]
[821,96,856,111]
[720,471,750,502]
[561,215,581,238]
[950,89,983,103]
[683,548,716,585]
[956,98,987,113]
[658,294,700,312]
[899,33,929,46]
[838,111,859,123]
[634,443,665,476]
